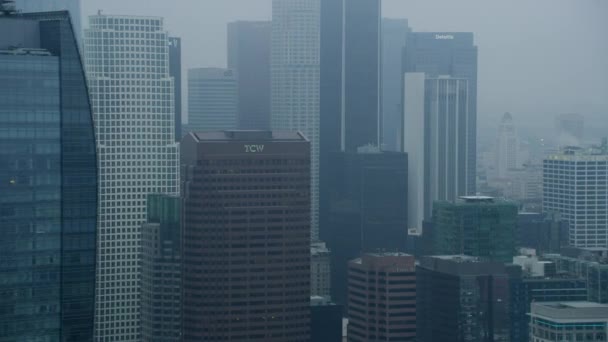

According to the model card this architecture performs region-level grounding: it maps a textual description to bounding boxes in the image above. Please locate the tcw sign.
[244,145,265,153]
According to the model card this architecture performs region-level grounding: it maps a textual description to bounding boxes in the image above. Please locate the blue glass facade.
[0,12,97,342]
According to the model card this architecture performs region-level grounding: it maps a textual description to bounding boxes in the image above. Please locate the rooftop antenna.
[0,0,16,15]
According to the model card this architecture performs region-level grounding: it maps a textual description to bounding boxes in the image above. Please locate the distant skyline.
[81,0,608,138]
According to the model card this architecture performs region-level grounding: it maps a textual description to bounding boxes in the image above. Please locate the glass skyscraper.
[84,14,180,341]
[0,10,97,342]
[403,32,478,196]
[15,0,82,45]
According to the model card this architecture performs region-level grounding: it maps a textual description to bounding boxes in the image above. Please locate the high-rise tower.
[181,130,311,341]
[496,112,519,179]
[15,0,82,44]
[404,32,478,195]
[271,0,321,239]
[0,10,97,341]
[84,14,180,341]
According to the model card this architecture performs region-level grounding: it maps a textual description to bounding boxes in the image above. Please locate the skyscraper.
[227,20,271,130]
[188,67,238,131]
[417,255,513,342]
[556,113,584,147]
[181,130,311,341]
[84,14,180,341]
[141,194,181,342]
[403,73,472,230]
[15,0,82,44]
[272,0,320,239]
[311,241,331,298]
[381,18,410,151]
[319,0,382,227]
[310,296,343,342]
[0,9,96,341]
[496,112,519,179]
[168,37,182,141]
[323,148,408,304]
[403,32,478,195]
[543,145,608,248]
[430,196,517,262]
[348,253,417,342]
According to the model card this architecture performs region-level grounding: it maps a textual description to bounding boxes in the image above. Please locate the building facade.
[496,112,519,179]
[168,37,181,142]
[381,18,410,151]
[417,255,512,342]
[323,149,408,304]
[546,251,608,304]
[543,145,608,248]
[181,130,310,341]
[188,67,238,131]
[311,296,343,342]
[15,0,82,44]
[141,194,181,342]
[84,14,180,340]
[311,241,331,298]
[517,212,568,254]
[0,10,96,341]
[227,20,271,130]
[430,196,517,262]
[403,32,478,196]
[271,0,321,239]
[403,73,472,231]
[348,254,417,342]
[529,302,608,342]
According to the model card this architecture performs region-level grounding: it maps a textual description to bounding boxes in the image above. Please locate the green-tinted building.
[430,196,517,262]
[141,194,181,342]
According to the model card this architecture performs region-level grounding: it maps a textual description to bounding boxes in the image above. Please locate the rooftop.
[191,130,308,142]
[532,301,608,321]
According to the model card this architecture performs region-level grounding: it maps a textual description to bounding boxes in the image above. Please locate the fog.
[82,0,608,141]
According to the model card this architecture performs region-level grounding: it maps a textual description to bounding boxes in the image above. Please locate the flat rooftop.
[532,302,608,321]
[191,130,307,142]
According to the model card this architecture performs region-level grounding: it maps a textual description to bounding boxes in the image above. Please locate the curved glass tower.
[0,10,97,342]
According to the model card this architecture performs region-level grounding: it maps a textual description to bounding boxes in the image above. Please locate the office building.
[348,254,416,342]
[311,241,331,298]
[311,296,343,342]
[181,130,310,341]
[319,1,382,245]
[169,37,182,141]
[431,196,517,262]
[141,194,181,342]
[15,0,82,44]
[529,302,608,342]
[227,20,271,130]
[403,32,478,195]
[417,255,512,342]
[543,144,608,248]
[509,260,588,342]
[381,18,410,151]
[517,212,567,254]
[403,73,472,231]
[496,112,519,179]
[271,0,320,239]
[0,9,96,341]
[556,113,584,147]
[188,67,238,131]
[84,14,180,341]
[546,250,608,304]
[323,148,408,304]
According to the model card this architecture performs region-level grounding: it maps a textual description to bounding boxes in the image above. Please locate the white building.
[271,0,321,239]
[188,67,238,132]
[403,73,472,230]
[84,14,179,341]
[496,112,519,179]
[311,241,331,298]
[530,302,608,342]
[543,145,608,248]
[15,0,82,44]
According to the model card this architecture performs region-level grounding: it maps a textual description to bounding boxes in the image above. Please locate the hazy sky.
[82,0,608,139]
